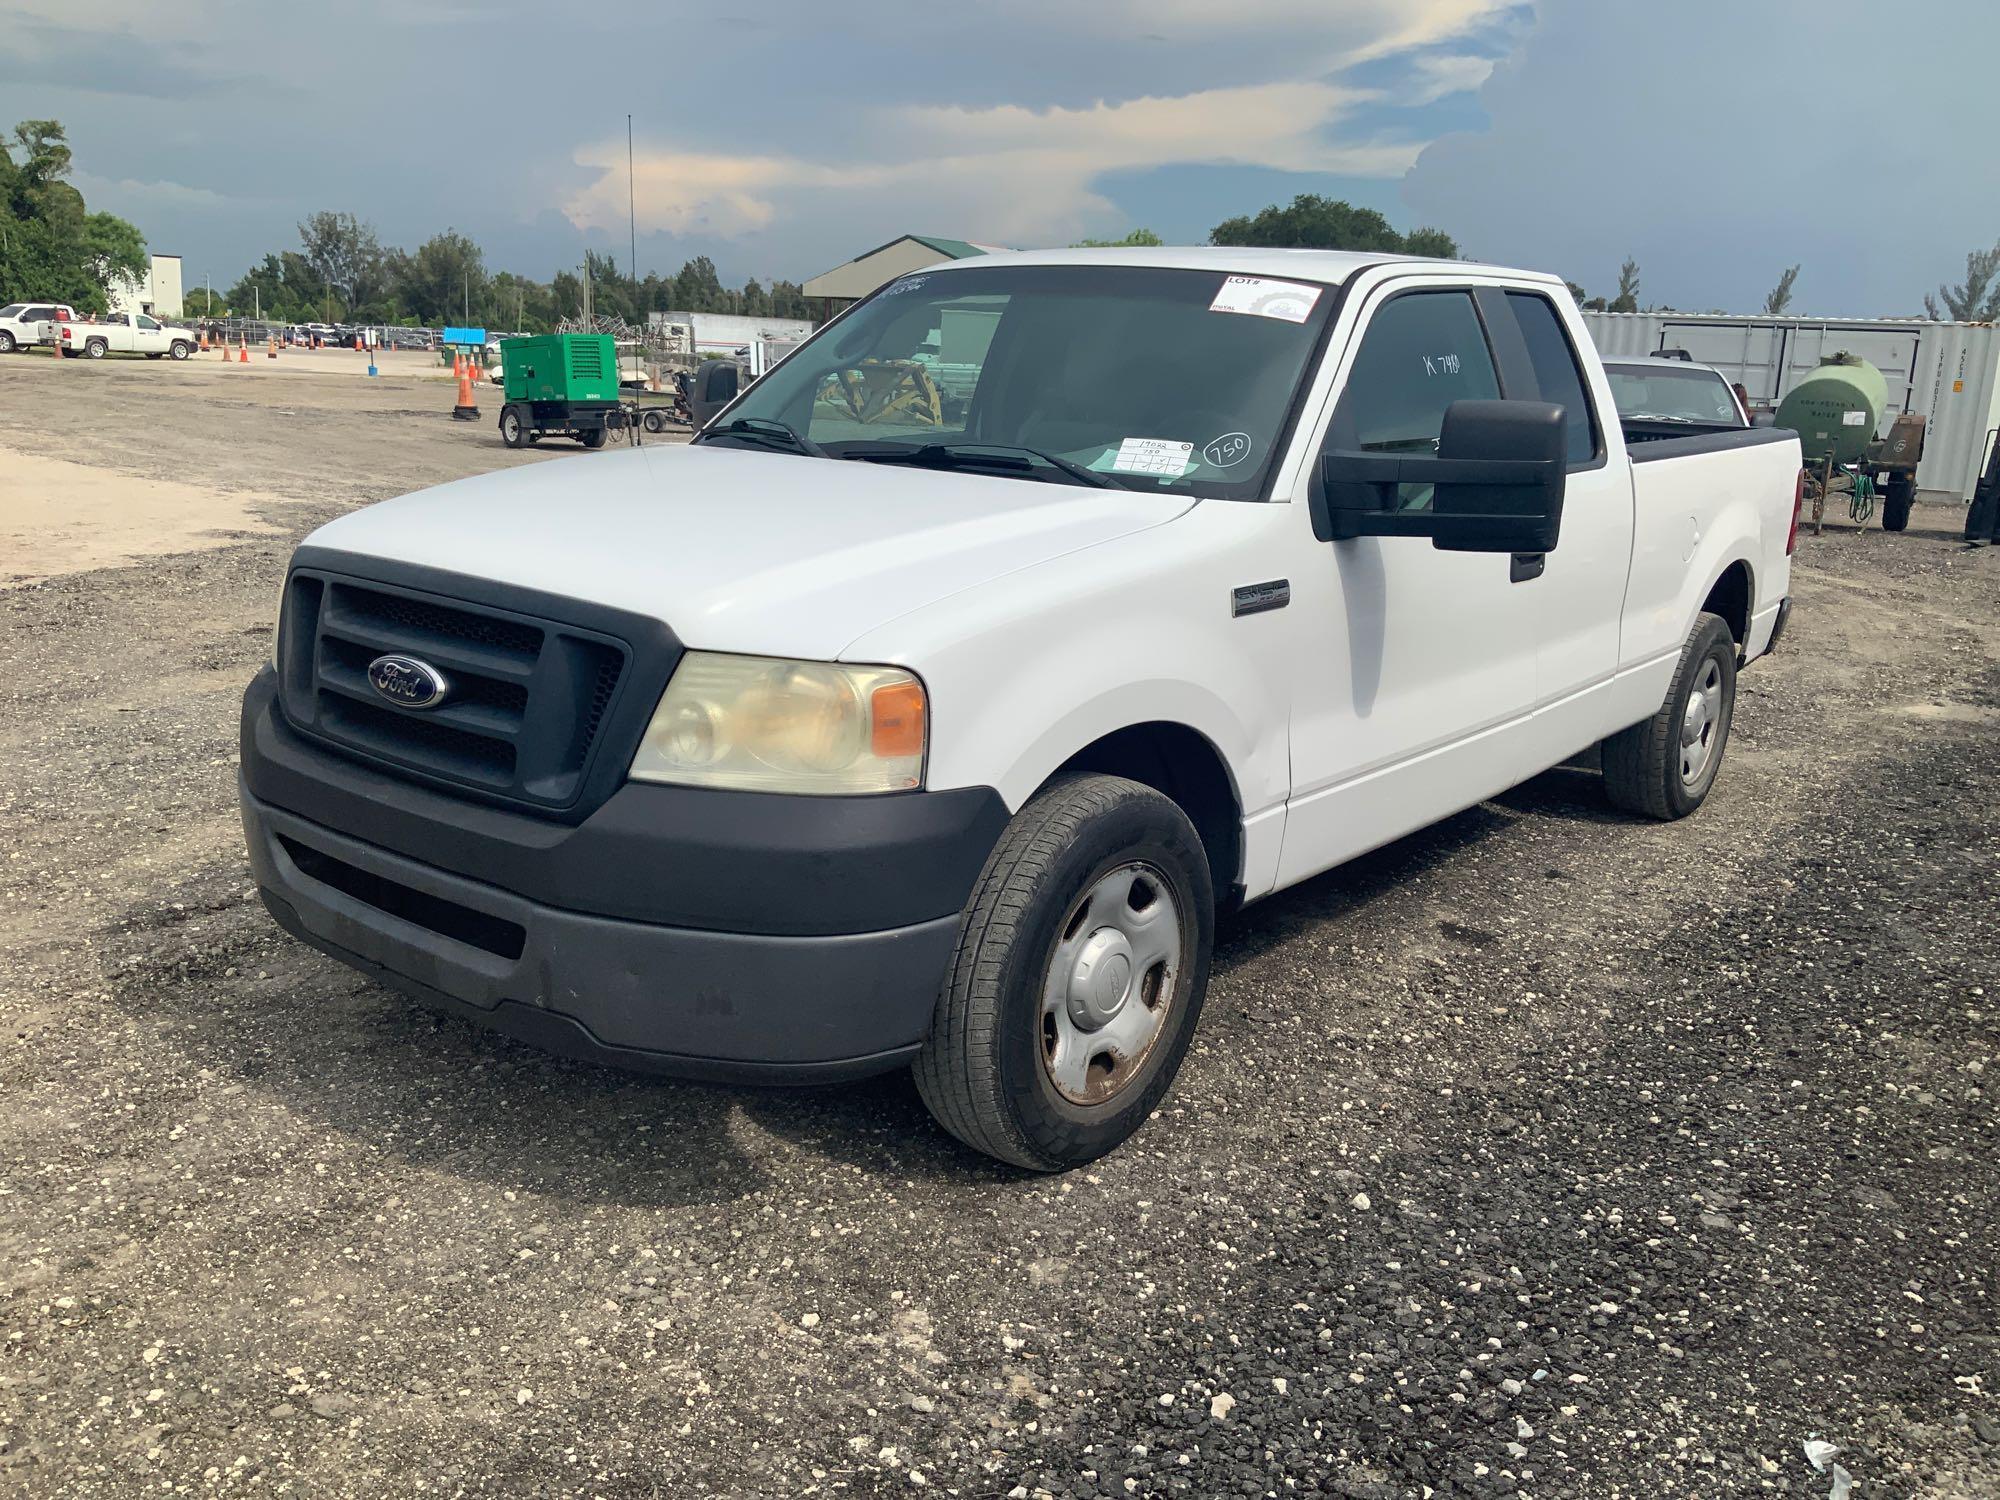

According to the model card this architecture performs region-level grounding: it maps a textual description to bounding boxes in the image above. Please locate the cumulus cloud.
[564,36,1504,250]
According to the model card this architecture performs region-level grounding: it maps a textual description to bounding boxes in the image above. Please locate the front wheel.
[913,774,1214,1171]
[1601,611,1737,819]
[0,331,14,353]
[168,340,191,361]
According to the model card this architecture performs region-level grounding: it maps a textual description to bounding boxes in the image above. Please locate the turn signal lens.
[630,652,926,794]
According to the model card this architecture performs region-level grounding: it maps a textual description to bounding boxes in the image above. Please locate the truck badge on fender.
[366,654,449,709]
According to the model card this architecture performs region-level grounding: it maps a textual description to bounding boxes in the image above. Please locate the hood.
[301,443,1194,659]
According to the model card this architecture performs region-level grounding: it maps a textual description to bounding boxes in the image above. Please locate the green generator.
[496,333,622,449]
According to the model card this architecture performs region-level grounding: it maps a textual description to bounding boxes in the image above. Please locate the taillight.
[59,325,71,342]
[1786,470,1804,555]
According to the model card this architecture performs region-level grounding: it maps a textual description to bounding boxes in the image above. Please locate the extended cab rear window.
[1504,292,1600,466]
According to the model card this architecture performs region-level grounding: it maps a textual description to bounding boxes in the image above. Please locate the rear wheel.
[499,405,528,449]
[85,337,108,359]
[913,774,1214,1171]
[1881,475,1914,532]
[642,409,667,434]
[1601,611,1737,820]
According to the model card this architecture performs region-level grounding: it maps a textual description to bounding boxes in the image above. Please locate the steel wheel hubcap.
[1680,657,1724,786]
[1041,863,1181,1106]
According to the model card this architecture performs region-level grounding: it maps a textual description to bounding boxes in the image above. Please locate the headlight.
[630,652,926,794]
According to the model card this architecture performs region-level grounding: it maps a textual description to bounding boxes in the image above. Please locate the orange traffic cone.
[353,334,363,351]
[238,338,248,364]
[267,337,277,360]
[468,357,480,387]
[198,328,208,353]
[451,362,479,422]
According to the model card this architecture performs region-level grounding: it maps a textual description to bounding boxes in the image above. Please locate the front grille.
[277,571,634,811]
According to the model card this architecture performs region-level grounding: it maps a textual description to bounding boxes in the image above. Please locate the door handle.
[1510,552,1546,583]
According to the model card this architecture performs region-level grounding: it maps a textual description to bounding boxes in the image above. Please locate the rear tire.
[1881,476,1914,532]
[913,774,1214,1171]
[1601,611,1737,820]
[86,338,108,359]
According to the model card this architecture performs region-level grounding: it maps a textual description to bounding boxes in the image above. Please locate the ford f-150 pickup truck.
[240,248,1802,1169]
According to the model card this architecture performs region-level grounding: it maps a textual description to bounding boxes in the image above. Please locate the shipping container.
[1580,312,2000,501]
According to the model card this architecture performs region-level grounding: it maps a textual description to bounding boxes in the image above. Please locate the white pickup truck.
[241,248,1801,1169]
[57,310,198,361]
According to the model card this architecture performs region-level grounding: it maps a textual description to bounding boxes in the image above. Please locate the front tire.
[914,774,1214,1171]
[168,340,191,361]
[0,331,14,353]
[1602,611,1737,819]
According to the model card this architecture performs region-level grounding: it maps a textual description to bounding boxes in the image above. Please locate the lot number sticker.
[1210,276,1322,324]
[1112,437,1196,476]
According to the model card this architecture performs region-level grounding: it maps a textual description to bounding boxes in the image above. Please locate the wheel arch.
[1030,719,1246,911]
[1698,557,1754,650]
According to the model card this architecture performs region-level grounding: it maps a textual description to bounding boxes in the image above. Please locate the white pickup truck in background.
[0,300,76,352]
[240,247,1802,1170]
[57,310,199,361]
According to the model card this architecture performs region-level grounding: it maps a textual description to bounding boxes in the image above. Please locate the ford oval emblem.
[366,653,449,709]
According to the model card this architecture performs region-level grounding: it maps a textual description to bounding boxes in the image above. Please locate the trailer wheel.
[642,409,667,434]
[581,428,607,449]
[1881,476,1914,533]
[499,405,529,449]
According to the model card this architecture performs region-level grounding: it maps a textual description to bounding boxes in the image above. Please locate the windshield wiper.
[840,442,1118,489]
[703,416,827,458]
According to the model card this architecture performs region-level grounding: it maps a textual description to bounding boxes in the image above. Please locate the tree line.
[0,120,148,312]
[212,212,815,330]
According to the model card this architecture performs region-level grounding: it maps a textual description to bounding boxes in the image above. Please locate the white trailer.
[1580,312,2000,502]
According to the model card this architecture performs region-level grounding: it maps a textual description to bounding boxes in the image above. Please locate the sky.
[4,0,1995,317]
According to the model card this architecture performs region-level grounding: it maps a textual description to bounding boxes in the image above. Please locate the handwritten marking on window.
[1422,352,1463,377]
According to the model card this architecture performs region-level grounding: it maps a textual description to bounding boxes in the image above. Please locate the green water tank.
[1776,351,1887,466]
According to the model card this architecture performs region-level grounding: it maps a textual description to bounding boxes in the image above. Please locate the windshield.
[0,305,22,319]
[1605,364,1744,425]
[703,264,1337,497]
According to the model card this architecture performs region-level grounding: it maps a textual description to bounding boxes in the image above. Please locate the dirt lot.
[1,354,1996,1499]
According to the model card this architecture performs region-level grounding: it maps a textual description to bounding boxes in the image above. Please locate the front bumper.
[240,670,1008,1081]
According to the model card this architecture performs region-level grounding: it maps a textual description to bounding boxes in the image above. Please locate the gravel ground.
[1,356,1997,1498]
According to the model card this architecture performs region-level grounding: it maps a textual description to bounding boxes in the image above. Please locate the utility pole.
[627,113,638,294]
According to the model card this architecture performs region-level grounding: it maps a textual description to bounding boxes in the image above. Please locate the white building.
[108,253,185,319]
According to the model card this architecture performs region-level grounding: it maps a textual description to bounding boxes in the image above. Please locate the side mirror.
[1314,400,1568,554]
[689,362,741,429]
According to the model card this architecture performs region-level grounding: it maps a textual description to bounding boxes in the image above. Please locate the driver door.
[1277,281,1546,885]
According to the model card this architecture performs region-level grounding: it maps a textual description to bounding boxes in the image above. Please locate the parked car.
[1603,357,1750,441]
[241,247,1802,1169]
[57,310,199,360]
[0,301,76,352]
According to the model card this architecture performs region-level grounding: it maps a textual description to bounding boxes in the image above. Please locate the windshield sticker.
[1209,276,1322,324]
[880,276,929,297]
[1112,437,1196,476]
[1202,432,1253,469]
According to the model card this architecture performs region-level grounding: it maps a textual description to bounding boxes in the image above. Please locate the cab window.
[1504,292,1598,465]
[137,314,160,331]
[1325,290,1500,509]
